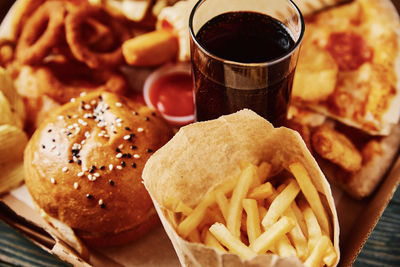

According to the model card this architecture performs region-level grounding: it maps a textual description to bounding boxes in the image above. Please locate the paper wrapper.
[142,109,340,267]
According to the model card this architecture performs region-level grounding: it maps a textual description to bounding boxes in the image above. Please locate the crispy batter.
[65,4,131,69]
[0,39,15,67]
[15,1,67,64]
[312,125,362,172]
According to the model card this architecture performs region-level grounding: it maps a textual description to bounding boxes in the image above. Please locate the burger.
[24,92,173,254]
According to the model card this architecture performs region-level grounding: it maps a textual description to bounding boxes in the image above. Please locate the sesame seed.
[67,115,72,119]
[130,145,137,150]
[81,140,86,145]
[116,102,122,107]
[48,129,52,133]
[89,168,95,173]
[77,160,82,165]
[116,118,122,123]
[127,153,132,158]
[100,203,105,208]
[70,98,76,103]
[74,182,79,189]
[118,144,124,149]
[116,148,121,153]
[117,123,122,128]
[116,165,123,170]
[72,114,78,119]
[109,180,114,186]
[84,104,91,110]
[100,166,105,170]
[125,127,131,131]
[68,125,74,130]
[137,128,144,132]
[69,159,73,163]
[77,172,84,177]
[84,131,91,138]
[109,164,113,171]
[131,163,137,168]
[42,145,46,149]
[145,117,150,121]
[62,167,69,172]
[147,148,153,153]
[98,199,104,205]
[78,119,88,126]
[133,111,138,115]
[123,135,131,140]
[121,161,126,167]
[86,194,93,199]
[90,100,97,105]
[58,115,64,120]
[93,173,100,177]
[133,154,140,159]
[80,92,87,97]
[116,153,123,159]
[50,177,56,184]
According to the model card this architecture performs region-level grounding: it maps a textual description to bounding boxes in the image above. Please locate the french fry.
[177,192,216,238]
[188,228,201,243]
[289,162,331,236]
[0,124,28,164]
[122,30,178,66]
[215,190,229,222]
[262,179,300,228]
[291,200,309,239]
[304,235,330,267]
[242,199,261,244]
[275,235,297,257]
[204,229,226,253]
[175,201,193,216]
[250,216,295,254]
[300,200,322,252]
[284,206,308,260]
[257,161,272,183]
[323,239,337,266]
[248,182,273,200]
[227,164,257,238]
[209,223,257,260]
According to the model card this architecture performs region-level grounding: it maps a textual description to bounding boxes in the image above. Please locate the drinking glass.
[189,0,305,126]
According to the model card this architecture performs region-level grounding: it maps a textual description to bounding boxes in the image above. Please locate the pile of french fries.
[169,161,337,267]
[0,67,27,194]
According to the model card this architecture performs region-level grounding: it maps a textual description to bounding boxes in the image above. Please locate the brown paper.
[143,109,340,267]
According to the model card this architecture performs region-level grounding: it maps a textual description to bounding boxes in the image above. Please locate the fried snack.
[0,39,15,67]
[65,4,131,69]
[122,30,178,66]
[143,110,339,267]
[312,124,362,172]
[15,1,67,64]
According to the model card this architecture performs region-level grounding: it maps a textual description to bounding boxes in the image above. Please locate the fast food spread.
[0,0,399,266]
[288,0,400,198]
[142,110,339,267]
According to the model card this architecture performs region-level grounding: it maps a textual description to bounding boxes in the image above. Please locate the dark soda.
[192,11,297,126]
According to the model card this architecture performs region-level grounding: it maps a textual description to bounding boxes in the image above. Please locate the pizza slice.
[292,0,400,135]
[287,106,400,198]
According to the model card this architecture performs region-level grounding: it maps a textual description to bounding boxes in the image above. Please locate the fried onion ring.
[15,1,67,64]
[34,62,127,104]
[65,5,131,69]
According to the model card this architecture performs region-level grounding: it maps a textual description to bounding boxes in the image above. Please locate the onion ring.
[65,5,131,69]
[34,62,127,104]
[0,39,15,67]
[15,1,67,64]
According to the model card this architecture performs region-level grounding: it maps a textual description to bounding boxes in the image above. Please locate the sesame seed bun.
[24,91,173,247]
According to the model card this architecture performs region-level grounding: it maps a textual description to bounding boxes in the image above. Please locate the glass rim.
[188,0,305,67]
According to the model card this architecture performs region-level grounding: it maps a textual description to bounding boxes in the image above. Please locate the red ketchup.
[144,64,194,126]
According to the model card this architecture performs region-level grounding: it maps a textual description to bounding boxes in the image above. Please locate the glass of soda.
[189,0,305,126]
